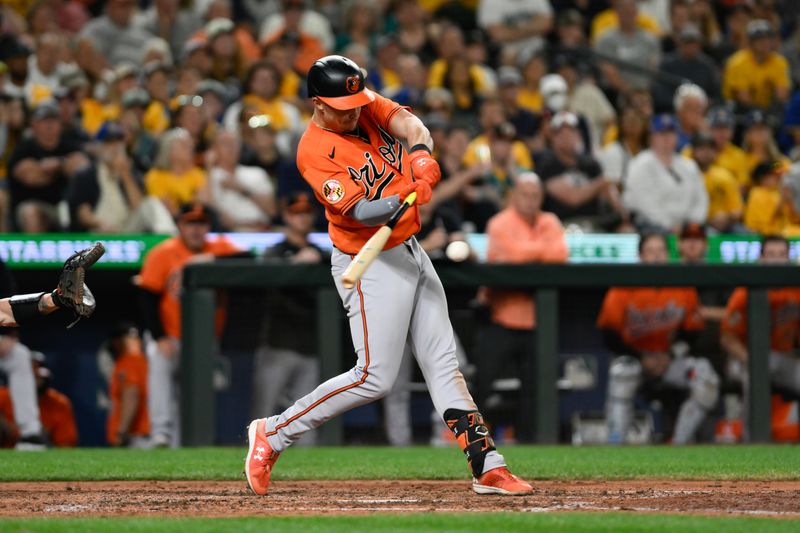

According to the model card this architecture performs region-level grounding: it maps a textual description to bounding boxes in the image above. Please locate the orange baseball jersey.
[597,287,705,353]
[0,388,18,447]
[107,351,149,444]
[296,93,421,254]
[138,236,240,338]
[38,389,78,447]
[721,287,800,352]
[0,387,77,447]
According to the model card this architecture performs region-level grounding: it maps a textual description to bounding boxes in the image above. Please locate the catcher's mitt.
[52,242,105,328]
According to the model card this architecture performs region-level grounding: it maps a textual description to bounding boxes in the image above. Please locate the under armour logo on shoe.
[254,446,266,461]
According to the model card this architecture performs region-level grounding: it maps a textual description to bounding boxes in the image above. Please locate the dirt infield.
[1,480,799,518]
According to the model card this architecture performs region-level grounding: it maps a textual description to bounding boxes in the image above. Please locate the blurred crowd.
[0,0,800,238]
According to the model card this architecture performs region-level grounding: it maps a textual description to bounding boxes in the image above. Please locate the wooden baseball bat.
[341,192,417,289]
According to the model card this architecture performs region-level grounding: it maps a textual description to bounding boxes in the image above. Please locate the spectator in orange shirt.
[137,203,242,447]
[598,233,719,444]
[476,172,568,441]
[0,350,78,448]
[106,322,150,448]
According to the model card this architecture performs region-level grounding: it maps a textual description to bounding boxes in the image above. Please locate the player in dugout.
[597,233,720,444]
[245,55,533,496]
[720,235,800,439]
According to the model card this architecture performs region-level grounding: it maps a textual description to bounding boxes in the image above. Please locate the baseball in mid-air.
[445,240,471,262]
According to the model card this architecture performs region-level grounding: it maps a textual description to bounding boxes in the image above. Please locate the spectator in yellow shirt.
[145,128,209,217]
[707,108,749,189]
[590,0,661,44]
[690,132,743,234]
[723,20,791,110]
[463,98,533,175]
[142,62,172,135]
[744,161,790,236]
[516,50,547,114]
[742,110,790,189]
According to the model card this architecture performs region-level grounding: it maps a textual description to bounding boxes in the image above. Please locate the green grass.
[1,514,799,532]
[1,445,799,482]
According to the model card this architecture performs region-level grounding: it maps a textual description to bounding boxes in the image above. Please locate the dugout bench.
[182,262,799,446]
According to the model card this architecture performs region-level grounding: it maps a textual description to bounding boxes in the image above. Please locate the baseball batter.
[245,55,532,496]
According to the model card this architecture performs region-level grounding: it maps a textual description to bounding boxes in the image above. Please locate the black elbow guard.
[9,292,46,325]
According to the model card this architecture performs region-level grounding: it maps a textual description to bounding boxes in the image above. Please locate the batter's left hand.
[408,148,441,187]
[400,180,432,205]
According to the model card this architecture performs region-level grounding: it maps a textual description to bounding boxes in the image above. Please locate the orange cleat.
[472,466,533,495]
[244,419,280,495]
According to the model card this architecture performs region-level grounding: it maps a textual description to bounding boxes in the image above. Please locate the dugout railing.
[181,262,800,446]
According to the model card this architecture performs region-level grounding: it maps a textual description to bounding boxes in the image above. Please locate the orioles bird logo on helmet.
[345,75,361,94]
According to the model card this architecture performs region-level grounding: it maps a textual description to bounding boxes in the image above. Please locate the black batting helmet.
[307,55,375,110]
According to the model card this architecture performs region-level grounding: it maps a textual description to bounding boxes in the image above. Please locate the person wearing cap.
[205,17,250,83]
[207,129,276,231]
[723,19,790,109]
[258,0,333,72]
[598,232,720,445]
[76,0,153,68]
[689,132,743,234]
[142,62,172,135]
[67,121,176,234]
[721,235,800,439]
[676,222,732,362]
[196,79,228,124]
[118,88,159,176]
[138,202,240,446]
[246,54,535,497]
[105,322,150,448]
[656,24,721,111]
[693,107,750,189]
[496,66,541,146]
[0,38,32,99]
[132,0,202,61]
[478,172,568,441]
[743,161,799,236]
[623,114,708,233]
[742,110,790,188]
[477,0,553,56]
[461,121,521,230]
[253,192,327,447]
[552,56,617,151]
[594,0,661,93]
[536,111,625,231]
[0,346,78,448]
[462,98,534,186]
[7,100,90,232]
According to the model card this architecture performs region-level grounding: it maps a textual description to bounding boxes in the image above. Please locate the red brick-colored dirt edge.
[1,480,799,518]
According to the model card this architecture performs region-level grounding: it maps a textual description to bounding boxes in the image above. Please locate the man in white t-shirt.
[208,130,276,231]
[477,0,553,57]
[623,114,708,233]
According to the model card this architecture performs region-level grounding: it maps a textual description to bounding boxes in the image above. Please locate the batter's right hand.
[408,148,441,187]
[400,180,432,205]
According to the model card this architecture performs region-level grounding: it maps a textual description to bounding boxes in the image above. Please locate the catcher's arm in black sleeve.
[0,242,105,329]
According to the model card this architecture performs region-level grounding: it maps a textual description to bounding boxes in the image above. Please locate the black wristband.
[9,293,46,325]
[409,144,431,155]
